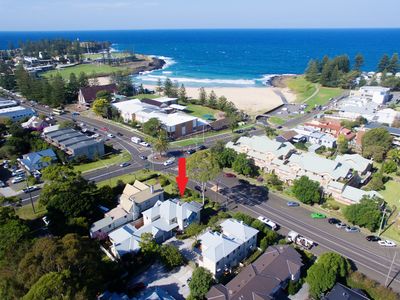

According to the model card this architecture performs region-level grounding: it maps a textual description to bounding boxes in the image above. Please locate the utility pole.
[385,251,397,287]
[378,207,387,236]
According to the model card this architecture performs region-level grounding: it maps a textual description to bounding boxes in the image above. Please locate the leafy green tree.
[383,159,397,174]
[387,148,400,164]
[292,176,322,204]
[139,232,160,256]
[178,84,187,103]
[362,128,392,162]
[232,153,257,176]
[217,96,228,111]
[265,171,283,191]
[306,252,350,298]
[142,118,162,137]
[354,53,364,71]
[78,72,89,88]
[187,151,221,204]
[305,59,320,82]
[343,196,383,231]
[367,171,385,191]
[92,98,110,117]
[23,271,73,300]
[188,267,214,300]
[50,74,66,107]
[208,90,217,108]
[337,134,349,154]
[185,223,205,242]
[378,54,391,72]
[265,126,277,138]
[66,73,79,103]
[215,147,237,168]
[198,87,207,105]
[160,244,184,270]
[96,90,112,101]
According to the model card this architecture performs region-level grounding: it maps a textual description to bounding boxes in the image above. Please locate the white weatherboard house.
[109,198,202,259]
[90,181,164,239]
[226,135,295,171]
[197,219,259,276]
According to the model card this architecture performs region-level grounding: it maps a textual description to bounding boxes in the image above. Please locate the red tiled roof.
[79,84,117,103]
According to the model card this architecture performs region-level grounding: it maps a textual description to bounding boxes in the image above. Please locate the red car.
[100,127,108,131]
[224,173,237,178]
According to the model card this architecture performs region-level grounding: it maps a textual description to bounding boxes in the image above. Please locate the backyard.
[185,104,221,119]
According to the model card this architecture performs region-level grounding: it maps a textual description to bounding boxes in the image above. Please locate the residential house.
[109,199,202,258]
[304,119,356,141]
[197,219,258,276]
[136,287,176,300]
[206,245,303,300]
[294,125,337,148]
[327,181,382,205]
[21,116,49,131]
[322,283,370,300]
[18,148,57,172]
[43,128,104,159]
[226,136,295,171]
[275,130,298,143]
[90,181,164,239]
[78,83,118,106]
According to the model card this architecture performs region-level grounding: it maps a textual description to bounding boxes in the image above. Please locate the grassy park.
[82,52,133,60]
[268,116,286,126]
[73,151,131,173]
[43,64,131,80]
[185,104,220,119]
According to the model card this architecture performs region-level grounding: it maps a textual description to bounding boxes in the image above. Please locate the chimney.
[150,185,154,194]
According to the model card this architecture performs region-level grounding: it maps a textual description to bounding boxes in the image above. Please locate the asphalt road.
[18,102,400,292]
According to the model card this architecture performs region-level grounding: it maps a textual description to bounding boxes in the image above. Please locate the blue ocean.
[0,29,399,87]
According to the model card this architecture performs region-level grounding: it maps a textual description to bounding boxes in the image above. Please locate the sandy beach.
[145,85,293,115]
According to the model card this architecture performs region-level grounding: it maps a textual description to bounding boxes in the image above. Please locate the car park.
[257,216,278,230]
[345,226,360,233]
[328,218,341,224]
[11,176,25,184]
[335,222,347,229]
[139,155,147,160]
[119,162,130,168]
[140,141,150,147]
[366,235,381,242]
[287,201,299,207]
[378,240,396,247]
[310,213,326,219]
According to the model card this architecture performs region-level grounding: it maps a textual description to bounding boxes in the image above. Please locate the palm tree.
[152,130,169,156]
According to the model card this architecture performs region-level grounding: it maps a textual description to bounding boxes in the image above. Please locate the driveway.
[130,237,198,300]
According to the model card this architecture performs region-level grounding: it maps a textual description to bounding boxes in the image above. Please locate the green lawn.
[286,76,318,102]
[43,64,131,80]
[16,203,47,220]
[305,87,343,112]
[378,180,400,242]
[73,151,131,173]
[185,104,220,119]
[268,116,286,126]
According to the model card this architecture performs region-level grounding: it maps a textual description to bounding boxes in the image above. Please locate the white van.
[131,137,142,144]
[12,169,25,177]
[257,216,278,231]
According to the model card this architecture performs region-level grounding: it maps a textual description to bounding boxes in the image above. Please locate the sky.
[1,0,400,31]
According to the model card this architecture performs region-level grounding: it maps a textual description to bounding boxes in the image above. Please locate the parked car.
[186,149,196,154]
[100,127,108,131]
[378,240,396,247]
[196,145,207,150]
[131,137,142,144]
[335,222,347,229]
[32,170,41,178]
[91,133,100,138]
[287,201,299,207]
[23,186,39,193]
[139,155,147,160]
[195,185,206,192]
[328,218,341,224]
[310,213,326,219]
[107,133,115,138]
[119,162,130,168]
[345,226,360,233]
[140,141,150,147]
[257,216,278,231]
[163,158,175,166]
[11,176,25,184]
[224,172,237,178]
[116,132,123,136]
[366,235,381,242]
[12,169,25,177]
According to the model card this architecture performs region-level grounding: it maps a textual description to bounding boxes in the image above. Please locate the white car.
[140,141,150,147]
[11,176,25,184]
[107,133,115,138]
[92,133,100,138]
[12,169,25,176]
[257,216,278,230]
[163,158,175,166]
[131,137,142,144]
[378,240,396,247]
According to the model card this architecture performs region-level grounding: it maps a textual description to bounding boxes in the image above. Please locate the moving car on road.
[119,162,130,168]
[131,137,141,144]
[366,235,381,242]
[257,216,278,230]
[310,213,326,219]
[107,133,115,138]
[378,240,396,247]
[287,201,299,207]
[139,155,147,160]
[186,149,196,154]
[163,157,175,166]
[140,141,150,147]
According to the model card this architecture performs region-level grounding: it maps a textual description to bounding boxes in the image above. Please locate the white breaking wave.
[136,74,256,86]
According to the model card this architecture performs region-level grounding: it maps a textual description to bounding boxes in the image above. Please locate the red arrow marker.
[176,157,188,197]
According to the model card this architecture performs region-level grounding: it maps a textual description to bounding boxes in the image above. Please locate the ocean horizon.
[1,29,400,87]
